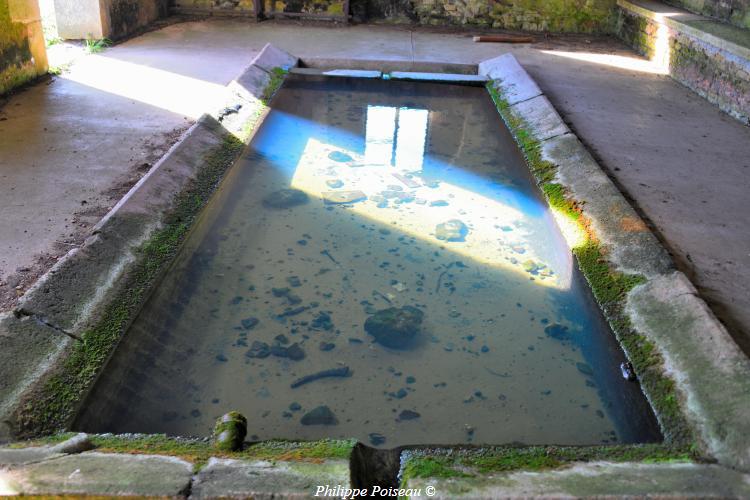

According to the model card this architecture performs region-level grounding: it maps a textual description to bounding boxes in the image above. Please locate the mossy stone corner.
[213,411,248,452]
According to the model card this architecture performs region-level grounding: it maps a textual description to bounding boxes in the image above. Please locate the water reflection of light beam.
[289,137,572,290]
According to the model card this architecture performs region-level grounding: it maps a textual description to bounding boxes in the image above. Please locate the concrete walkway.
[1,19,749,352]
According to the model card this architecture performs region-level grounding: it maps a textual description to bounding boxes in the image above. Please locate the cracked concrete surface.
[1,19,748,354]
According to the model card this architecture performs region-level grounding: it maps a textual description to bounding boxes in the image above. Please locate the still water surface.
[75,75,660,447]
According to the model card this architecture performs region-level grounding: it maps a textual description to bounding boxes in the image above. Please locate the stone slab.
[627,272,750,470]
[0,314,71,443]
[323,69,382,78]
[619,0,750,62]
[510,95,569,142]
[251,43,299,73]
[484,52,750,472]
[389,71,488,83]
[290,68,382,78]
[0,452,193,496]
[404,461,750,498]
[0,447,64,467]
[2,47,284,440]
[231,64,272,102]
[478,53,542,105]
[540,133,673,278]
[191,457,350,499]
[300,57,477,74]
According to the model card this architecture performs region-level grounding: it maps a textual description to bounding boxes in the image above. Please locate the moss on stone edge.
[14,74,288,437]
[261,67,288,105]
[10,433,355,469]
[485,83,692,447]
[401,443,695,481]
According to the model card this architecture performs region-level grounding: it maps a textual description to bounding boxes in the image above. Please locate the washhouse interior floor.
[1,19,749,364]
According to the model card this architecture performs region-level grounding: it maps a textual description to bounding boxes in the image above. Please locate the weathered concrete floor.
[1,19,749,353]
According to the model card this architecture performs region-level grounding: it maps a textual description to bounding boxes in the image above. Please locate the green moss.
[486,82,693,447]
[15,133,245,437]
[91,435,354,468]
[0,0,39,94]
[261,67,288,105]
[13,73,293,438]
[401,443,695,483]
[402,457,473,479]
[10,432,354,469]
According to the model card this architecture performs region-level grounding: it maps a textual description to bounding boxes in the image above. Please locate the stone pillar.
[1,0,48,94]
[53,0,105,39]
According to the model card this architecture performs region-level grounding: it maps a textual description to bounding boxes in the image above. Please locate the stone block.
[478,53,541,105]
[1,452,193,496]
[251,43,299,73]
[191,457,350,498]
[510,95,569,141]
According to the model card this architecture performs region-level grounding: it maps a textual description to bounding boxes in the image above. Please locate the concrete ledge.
[540,133,673,278]
[628,271,750,469]
[290,67,383,78]
[402,460,750,498]
[300,57,478,75]
[618,0,750,61]
[484,53,750,472]
[617,0,750,123]
[191,457,350,499]
[389,71,488,84]
[510,95,570,142]
[1,452,193,496]
[0,44,298,441]
[252,43,299,73]
[479,53,542,105]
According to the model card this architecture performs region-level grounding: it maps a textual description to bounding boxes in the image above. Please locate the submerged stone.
[213,411,247,451]
[271,342,305,361]
[368,433,386,446]
[246,341,271,359]
[326,179,344,188]
[544,323,570,341]
[322,190,367,204]
[300,405,338,425]
[435,219,468,242]
[576,362,594,376]
[241,317,259,330]
[364,306,424,349]
[319,341,336,351]
[262,189,309,209]
[397,410,421,421]
[328,150,353,163]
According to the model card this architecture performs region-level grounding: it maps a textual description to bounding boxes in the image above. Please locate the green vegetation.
[401,443,695,481]
[13,71,289,438]
[15,133,245,437]
[84,37,111,54]
[11,433,355,469]
[261,67,288,105]
[486,82,693,447]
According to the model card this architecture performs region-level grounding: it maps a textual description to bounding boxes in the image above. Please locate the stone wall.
[0,0,48,95]
[101,0,170,40]
[171,0,257,15]
[664,0,750,30]
[406,0,617,32]
[55,0,169,40]
[174,0,618,31]
[618,7,750,123]
[172,0,346,18]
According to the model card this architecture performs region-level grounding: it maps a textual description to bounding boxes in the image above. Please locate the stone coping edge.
[480,52,750,471]
[0,43,299,442]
